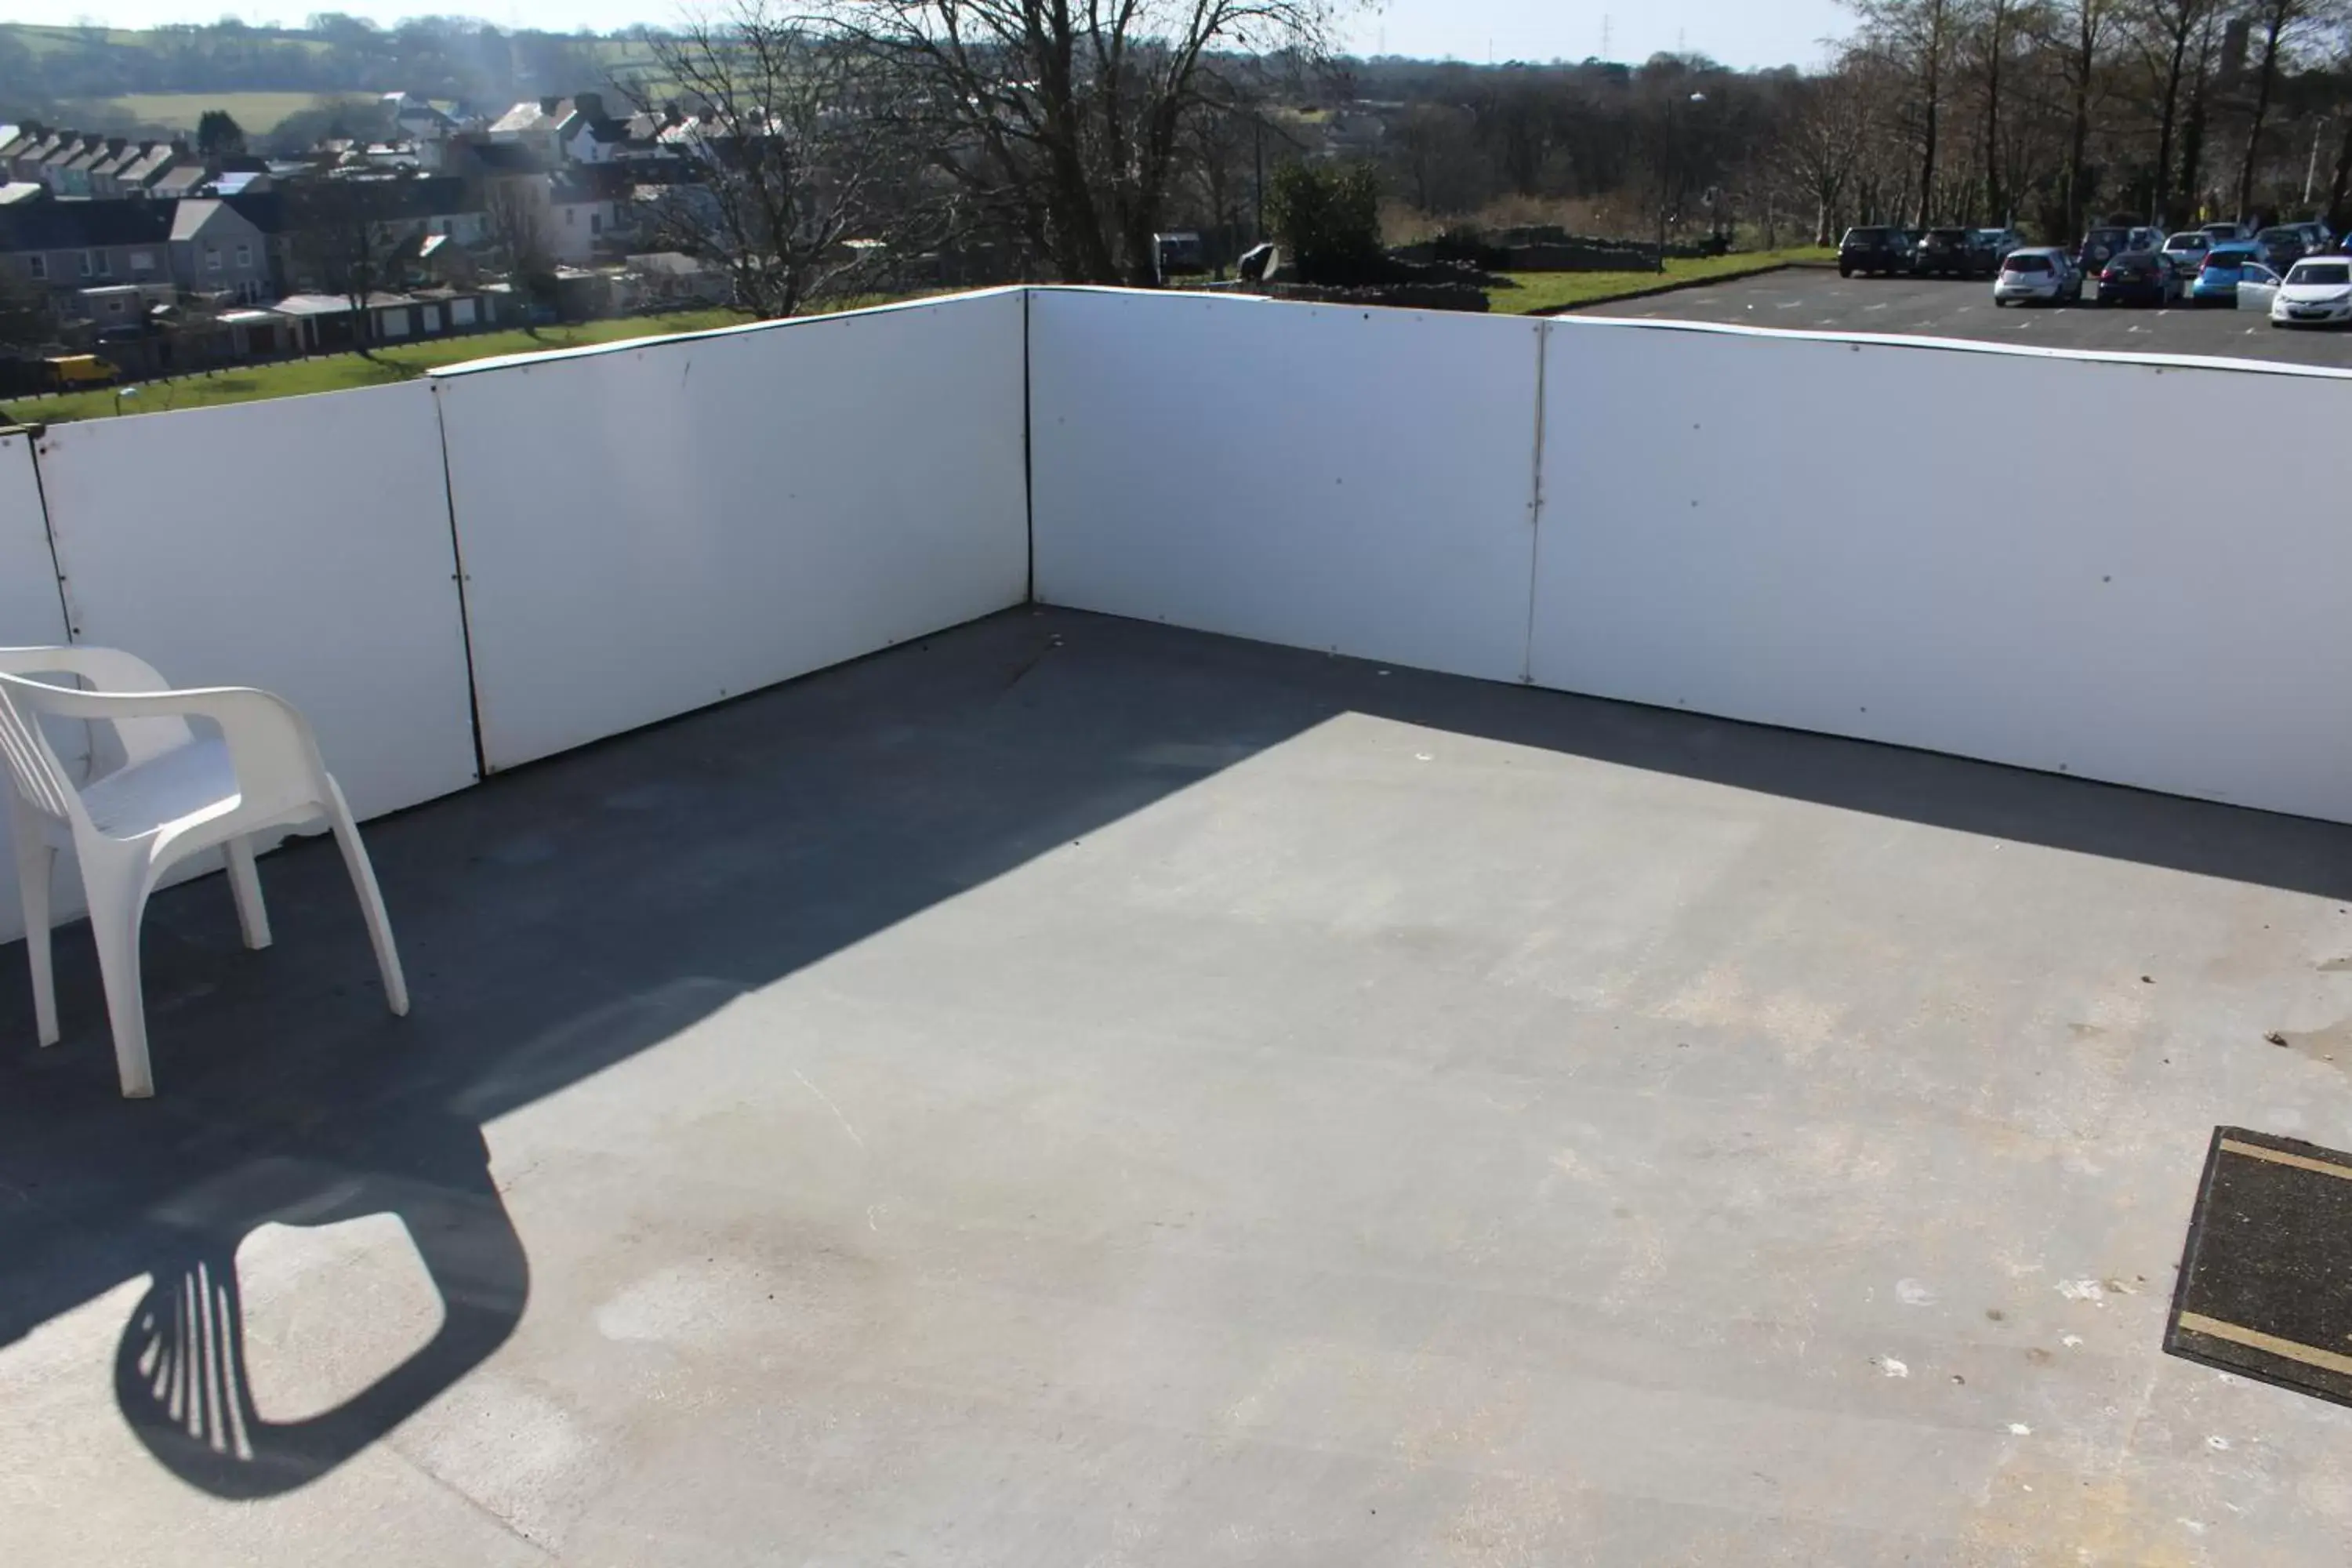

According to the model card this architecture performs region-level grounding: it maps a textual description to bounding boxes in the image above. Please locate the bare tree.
[1782,56,1879,239]
[2129,0,2219,221]
[1849,0,1960,220]
[284,179,395,351]
[826,0,1353,285]
[482,180,554,278]
[1965,0,2028,221]
[2041,0,2118,238]
[2235,0,2346,218]
[624,4,912,317]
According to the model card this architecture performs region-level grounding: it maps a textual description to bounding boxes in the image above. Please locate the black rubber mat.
[2167,1126,2352,1408]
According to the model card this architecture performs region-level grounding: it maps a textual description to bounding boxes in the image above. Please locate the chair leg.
[83,851,156,1099]
[325,783,407,1017]
[225,836,271,951]
[13,824,58,1047]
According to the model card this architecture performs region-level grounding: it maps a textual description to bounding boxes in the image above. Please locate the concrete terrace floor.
[4,608,2352,1566]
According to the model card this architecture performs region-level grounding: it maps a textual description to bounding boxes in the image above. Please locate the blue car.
[2190,245,2264,306]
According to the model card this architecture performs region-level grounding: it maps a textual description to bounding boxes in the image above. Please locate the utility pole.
[1252,117,1265,244]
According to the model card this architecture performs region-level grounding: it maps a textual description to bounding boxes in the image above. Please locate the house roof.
[118,144,180,184]
[461,140,546,176]
[273,290,418,316]
[490,101,563,136]
[0,200,171,252]
[169,198,261,243]
[150,166,209,198]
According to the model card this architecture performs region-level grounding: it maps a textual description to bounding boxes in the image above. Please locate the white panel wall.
[0,430,71,946]
[1531,320,2352,823]
[1029,289,1544,684]
[35,382,479,822]
[435,292,1031,771]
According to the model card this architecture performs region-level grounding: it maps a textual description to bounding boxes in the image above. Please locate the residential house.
[546,166,632,263]
[169,198,274,304]
[365,175,489,249]
[382,93,459,147]
[150,165,210,202]
[0,198,173,308]
[488,98,571,162]
[4,129,67,183]
[114,141,186,194]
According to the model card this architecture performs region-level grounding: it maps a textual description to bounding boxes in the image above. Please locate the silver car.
[2159,230,2214,278]
[1992,247,2082,307]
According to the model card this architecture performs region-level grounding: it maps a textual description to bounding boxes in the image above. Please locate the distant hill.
[0,19,662,137]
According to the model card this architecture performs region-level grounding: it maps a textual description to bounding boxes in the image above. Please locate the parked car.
[1991,247,2081,307]
[2270,256,2352,328]
[2095,251,2180,307]
[2296,220,2341,255]
[1974,227,2026,266]
[2200,220,2252,244]
[43,354,117,390]
[1839,227,1915,276]
[2158,230,2213,278]
[2254,225,2311,270]
[1913,226,1992,278]
[2191,244,2267,306]
[2078,225,2137,273]
[2234,261,2285,314]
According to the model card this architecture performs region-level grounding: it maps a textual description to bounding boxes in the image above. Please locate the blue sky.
[0,0,1856,71]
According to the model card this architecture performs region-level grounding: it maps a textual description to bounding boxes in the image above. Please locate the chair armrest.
[24,684,330,819]
[0,645,172,694]
[0,646,188,768]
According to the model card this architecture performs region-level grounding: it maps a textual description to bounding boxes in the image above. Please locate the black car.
[1913,227,1993,278]
[2094,251,2177,307]
[2077,226,2136,275]
[1838,227,1914,278]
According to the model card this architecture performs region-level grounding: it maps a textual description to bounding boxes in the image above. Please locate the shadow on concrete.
[2,604,2349,1497]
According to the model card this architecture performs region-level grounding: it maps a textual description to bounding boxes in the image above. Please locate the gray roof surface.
[3,608,2349,1563]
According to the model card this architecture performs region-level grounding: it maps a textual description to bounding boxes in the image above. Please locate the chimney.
[573,91,604,123]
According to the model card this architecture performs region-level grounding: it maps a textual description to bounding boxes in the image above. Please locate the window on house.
[590,212,601,234]
[565,207,576,225]
[78,250,93,277]
[206,245,221,271]
[129,250,154,274]
[235,242,252,267]
[107,298,125,315]
[93,251,110,277]
[26,254,45,280]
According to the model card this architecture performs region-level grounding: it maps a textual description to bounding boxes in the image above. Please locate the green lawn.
[8,310,757,424]
[1490,248,1835,315]
[103,91,338,132]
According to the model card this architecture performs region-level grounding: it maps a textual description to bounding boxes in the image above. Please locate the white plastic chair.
[0,648,407,1098]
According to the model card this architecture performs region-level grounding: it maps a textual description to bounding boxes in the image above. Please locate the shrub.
[1266,162,1385,284]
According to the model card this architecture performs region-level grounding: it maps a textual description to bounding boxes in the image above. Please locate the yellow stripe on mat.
[2219,1138,2352,1184]
[2177,1312,2352,1378]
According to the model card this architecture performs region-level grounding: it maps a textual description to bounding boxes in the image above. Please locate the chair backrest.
[0,670,85,825]
[0,647,194,771]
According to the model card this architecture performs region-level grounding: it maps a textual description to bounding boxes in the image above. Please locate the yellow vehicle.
[45,354,119,390]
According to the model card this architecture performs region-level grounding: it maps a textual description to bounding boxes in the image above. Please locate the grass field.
[1490,248,1836,315]
[99,91,334,133]
[5,310,754,424]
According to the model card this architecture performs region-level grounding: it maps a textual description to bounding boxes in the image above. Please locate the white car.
[1991,247,2081,306]
[2270,257,2352,327]
[2235,261,2285,313]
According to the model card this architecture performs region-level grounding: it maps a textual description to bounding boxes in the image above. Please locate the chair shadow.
[107,1115,524,1501]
